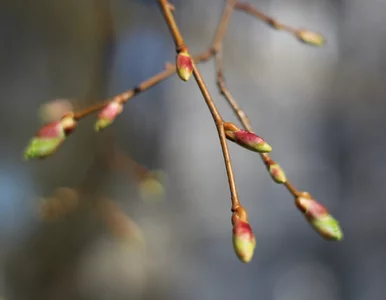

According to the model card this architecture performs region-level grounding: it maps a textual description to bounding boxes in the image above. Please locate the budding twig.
[214,2,342,243]
[234,2,296,32]
[27,0,324,129]
[24,0,340,261]
[73,67,176,120]
[234,2,326,46]
[26,0,324,128]
[216,39,299,197]
[159,0,257,262]
[72,45,216,122]
[158,0,243,213]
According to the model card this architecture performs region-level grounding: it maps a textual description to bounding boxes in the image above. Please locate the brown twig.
[158,0,243,214]
[27,1,341,264]
[216,52,252,131]
[69,0,307,206]
[211,0,237,52]
[73,67,176,120]
[234,2,297,33]
[72,48,215,121]
[31,0,324,207]
[28,0,322,203]
[69,1,308,122]
[215,42,299,197]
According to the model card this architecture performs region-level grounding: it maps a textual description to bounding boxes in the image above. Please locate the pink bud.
[269,163,287,183]
[224,122,272,153]
[24,113,76,160]
[295,192,343,241]
[264,160,287,183]
[95,101,123,132]
[296,193,328,218]
[295,29,325,46]
[36,120,65,139]
[176,51,193,81]
[232,219,256,263]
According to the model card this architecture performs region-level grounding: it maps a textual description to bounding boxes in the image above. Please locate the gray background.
[0,0,384,299]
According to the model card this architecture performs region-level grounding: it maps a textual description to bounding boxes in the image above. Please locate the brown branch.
[211,0,237,52]
[72,45,215,121]
[69,0,308,207]
[215,45,299,197]
[158,0,243,215]
[234,2,326,46]
[69,1,313,122]
[72,0,238,121]
[234,2,297,33]
[30,0,323,202]
[73,67,176,120]
[27,0,341,264]
[216,52,252,131]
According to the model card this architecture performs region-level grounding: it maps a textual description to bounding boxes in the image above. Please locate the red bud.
[176,51,193,81]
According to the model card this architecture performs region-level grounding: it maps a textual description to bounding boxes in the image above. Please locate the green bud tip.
[232,219,256,263]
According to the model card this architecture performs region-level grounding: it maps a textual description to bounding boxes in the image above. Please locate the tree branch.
[24,0,342,263]
[158,0,243,213]
[216,48,299,197]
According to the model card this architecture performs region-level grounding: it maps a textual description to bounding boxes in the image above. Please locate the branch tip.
[24,113,77,160]
[295,192,343,241]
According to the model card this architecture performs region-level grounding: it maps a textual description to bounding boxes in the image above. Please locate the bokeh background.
[0,0,385,299]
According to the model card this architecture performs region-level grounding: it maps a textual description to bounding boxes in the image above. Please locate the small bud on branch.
[224,122,272,153]
[176,50,193,81]
[22,0,340,265]
[264,159,287,184]
[232,218,256,263]
[295,192,343,241]
[231,206,255,263]
[295,29,325,47]
[24,112,76,160]
[95,100,123,132]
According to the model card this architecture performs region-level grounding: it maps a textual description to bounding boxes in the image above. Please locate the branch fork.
[23,0,342,263]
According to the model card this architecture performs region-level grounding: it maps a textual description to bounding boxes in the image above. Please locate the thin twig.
[34,1,311,200]
[234,2,297,33]
[73,67,176,120]
[158,0,242,212]
[71,1,304,122]
[28,0,339,259]
[215,46,299,197]
[211,0,237,52]
[216,51,252,131]
[73,39,214,121]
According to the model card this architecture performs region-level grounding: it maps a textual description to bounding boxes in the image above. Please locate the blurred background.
[0,0,385,299]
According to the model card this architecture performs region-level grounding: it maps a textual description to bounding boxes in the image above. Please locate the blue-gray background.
[0,0,384,299]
